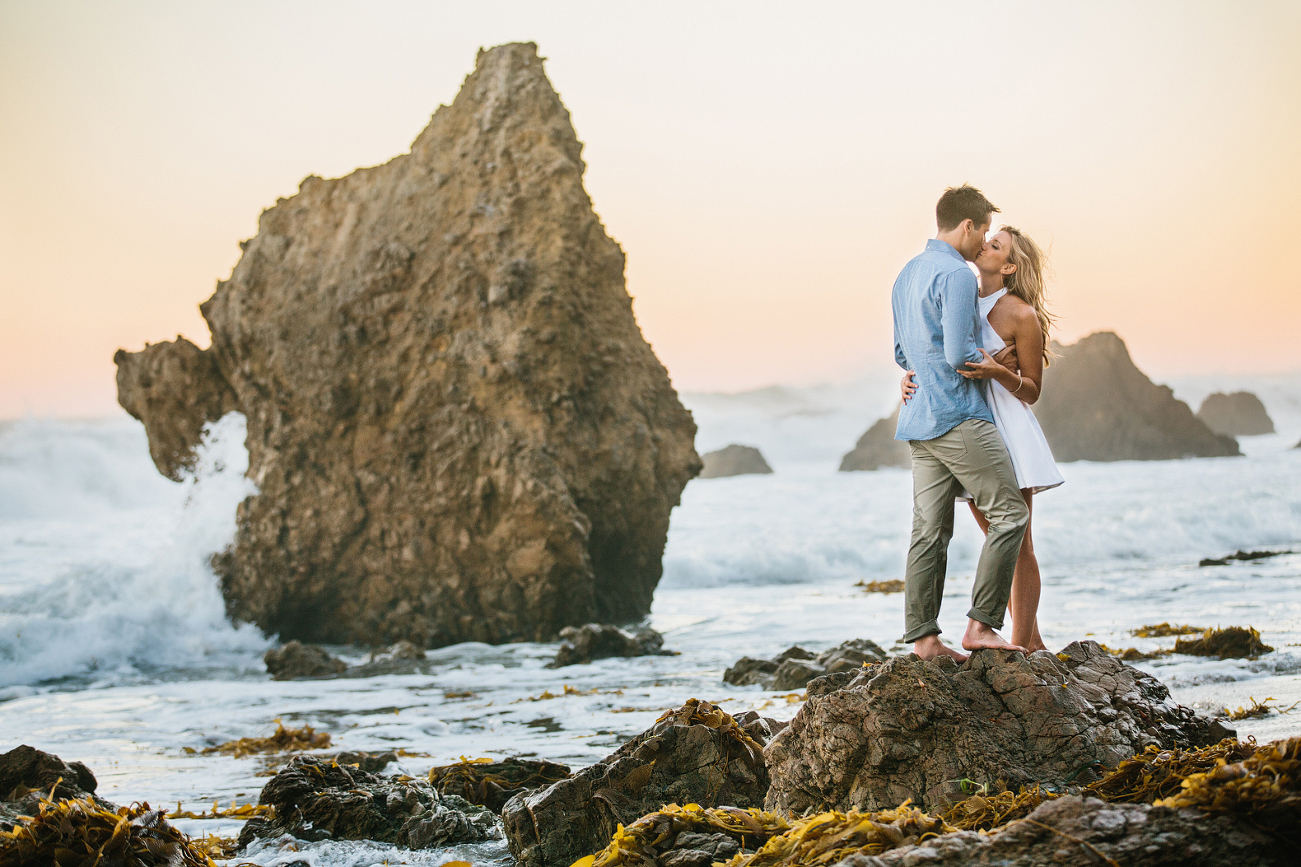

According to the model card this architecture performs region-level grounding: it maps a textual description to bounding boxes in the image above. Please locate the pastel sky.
[2,1,1299,418]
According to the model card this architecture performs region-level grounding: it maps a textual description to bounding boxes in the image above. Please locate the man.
[892,185,1029,662]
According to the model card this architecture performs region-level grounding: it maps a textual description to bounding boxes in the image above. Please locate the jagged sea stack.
[114,43,701,646]
[1035,331,1239,462]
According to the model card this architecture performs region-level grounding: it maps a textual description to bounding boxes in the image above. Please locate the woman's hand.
[900,370,917,403]
[958,348,1005,380]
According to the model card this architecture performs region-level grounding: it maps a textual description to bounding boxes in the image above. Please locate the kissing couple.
[892,184,1063,662]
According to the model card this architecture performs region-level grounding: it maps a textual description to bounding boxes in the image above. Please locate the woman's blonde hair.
[999,225,1055,367]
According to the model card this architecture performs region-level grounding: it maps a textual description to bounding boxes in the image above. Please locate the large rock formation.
[699,444,773,478]
[1196,391,1275,436]
[113,43,700,647]
[1035,332,1239,461]
[839,406,909,472]
[502,701,779,867]
[764,641,1229,816]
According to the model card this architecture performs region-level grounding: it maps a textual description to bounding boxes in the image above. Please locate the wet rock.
[330,750,399,773]
[501,700,777,867]
[1035,332,1240,461]
[236,755,495,850]
[1199,549,1290,567]
[699,444,773,478]
[1196,391,1275,436]
[764,640,1229,816]
[0,746,115,830]
[839,406,910,472]
[548,624,673,668]
[429,757,571,812]
[344,641,432,677]
[724,639,888,690]
[837,794,1285,867]
[264,640,347,680]
[114,42,700,649]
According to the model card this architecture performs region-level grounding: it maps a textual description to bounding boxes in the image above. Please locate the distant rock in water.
[264,641,347,680]
[1197,391,1275,436]
[1035,332,1240,461]
[699,444,773,478]
[113,43,700,648]
[548,623,673,667]
[840,405,910,471]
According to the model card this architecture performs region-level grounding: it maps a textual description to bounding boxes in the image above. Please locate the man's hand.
[992,345,1019,374]
[901,370,917,403]
[958,348,1004,380]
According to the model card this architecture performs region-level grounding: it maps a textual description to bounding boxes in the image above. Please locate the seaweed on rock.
[1174,626,1273,659]
[1154,737,1301,834]
[0,797,213,867]
[1086,738,1259,804]
[428,757,571,812]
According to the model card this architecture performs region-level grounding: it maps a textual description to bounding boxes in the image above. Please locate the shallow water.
[3,379,1301,866]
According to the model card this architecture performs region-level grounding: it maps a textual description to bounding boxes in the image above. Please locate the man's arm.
[939,269,982,370]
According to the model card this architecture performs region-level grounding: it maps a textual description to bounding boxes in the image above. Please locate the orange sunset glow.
[2,1,1299,418]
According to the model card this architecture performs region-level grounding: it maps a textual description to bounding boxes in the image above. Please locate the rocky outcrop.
[1196,391,1275,436]
[113,43,700,647]
[837,795,1285,867]
[236,755,496,850]
[548,623,673,667]
[839,406,910,471]
[699,444,773,478]
[502,700,778,867]
[764,641,1230,816]
[113,337,238,481]
[0,746,112,830]
[724,639,889,691]
[1035,332,1239,461]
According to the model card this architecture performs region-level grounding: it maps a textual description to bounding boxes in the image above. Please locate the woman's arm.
[958,303,1045,403]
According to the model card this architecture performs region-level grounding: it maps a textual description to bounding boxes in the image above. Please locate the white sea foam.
[0,413,267,687]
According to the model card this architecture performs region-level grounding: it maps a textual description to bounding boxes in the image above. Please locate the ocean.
[3,371,1300,866]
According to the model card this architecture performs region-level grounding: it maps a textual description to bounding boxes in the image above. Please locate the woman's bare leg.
[967,490,1047,653]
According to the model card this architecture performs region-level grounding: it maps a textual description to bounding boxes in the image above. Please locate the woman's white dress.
[964,288,1064,497]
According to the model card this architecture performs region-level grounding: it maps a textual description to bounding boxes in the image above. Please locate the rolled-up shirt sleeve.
[940,268,982,370]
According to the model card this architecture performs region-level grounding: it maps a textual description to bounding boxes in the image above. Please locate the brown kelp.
[1086,738,1259,803]
[854,580,905,594]
[0,796,214,867]
[656,699,767,761]
[1131,623,1203,638]
[940,786,1058,831]
[576,803,790,867]
[1174,626,1273,659]
[193,720,331,758]
[721,805,951,867]
[1098,644,1171,661]
[1154,737,1301,833]
[428,757,570,812]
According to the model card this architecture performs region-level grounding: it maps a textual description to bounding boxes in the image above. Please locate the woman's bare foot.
[913,634,969,663]
[961,620,1025,653]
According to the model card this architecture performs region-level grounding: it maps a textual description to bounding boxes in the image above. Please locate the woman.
[901,226,1063,653]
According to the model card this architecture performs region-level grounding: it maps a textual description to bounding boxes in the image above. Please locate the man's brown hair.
[936,185,999,232]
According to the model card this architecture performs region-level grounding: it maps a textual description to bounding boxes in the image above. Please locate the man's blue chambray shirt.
[891,239,993,441]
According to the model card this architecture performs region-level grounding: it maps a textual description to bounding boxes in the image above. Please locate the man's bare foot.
[961,620,1026,653]
[1024,641,1049,654]
[913,634,969,663]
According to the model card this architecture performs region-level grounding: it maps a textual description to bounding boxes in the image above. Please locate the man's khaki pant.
[903,418,1029,643]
